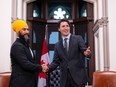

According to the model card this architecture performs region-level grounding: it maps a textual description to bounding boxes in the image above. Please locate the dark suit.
[9,38,42,87]
[49,35,90,87]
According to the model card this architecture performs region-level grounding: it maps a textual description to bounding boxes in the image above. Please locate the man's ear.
[58,28,60,32]
[17,32,20,36]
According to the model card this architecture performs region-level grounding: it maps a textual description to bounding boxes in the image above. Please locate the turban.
[12,19,28,33]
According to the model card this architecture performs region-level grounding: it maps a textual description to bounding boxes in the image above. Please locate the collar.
[62,33,71,40]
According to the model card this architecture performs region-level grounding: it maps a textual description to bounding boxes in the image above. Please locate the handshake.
[41,64,49,73]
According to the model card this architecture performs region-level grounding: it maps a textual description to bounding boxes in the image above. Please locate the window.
[49,6,71,19]
[33,2,39,17]
[48,2,72,19]
[78,1,87,18]
[33,1,42,18]
[49,32,59,62]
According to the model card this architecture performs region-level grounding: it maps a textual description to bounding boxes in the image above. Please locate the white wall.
[93,0,116,71]
[0,0,27,72]
[0,0,28,72]
[108,0,116,70]
[0,0,12,72]
[94,28,104,71]
[93,0,106,71]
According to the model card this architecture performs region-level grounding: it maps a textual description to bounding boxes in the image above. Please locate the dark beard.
[19,33,30,44]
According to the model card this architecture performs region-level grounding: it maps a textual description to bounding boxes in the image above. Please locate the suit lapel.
[18,38,35,61]
[68,35,74,59]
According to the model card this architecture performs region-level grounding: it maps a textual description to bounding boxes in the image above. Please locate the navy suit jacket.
[49,35,90,87]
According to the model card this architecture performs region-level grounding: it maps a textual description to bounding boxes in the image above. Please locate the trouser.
[64,69,85,87]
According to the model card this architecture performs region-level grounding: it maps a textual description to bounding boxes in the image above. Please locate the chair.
[0,72,11,87]
[93,71,116,87]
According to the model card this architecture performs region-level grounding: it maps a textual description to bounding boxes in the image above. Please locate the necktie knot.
[64,38,67,42]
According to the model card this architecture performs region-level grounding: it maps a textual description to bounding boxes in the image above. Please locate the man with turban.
[9,19,47,87]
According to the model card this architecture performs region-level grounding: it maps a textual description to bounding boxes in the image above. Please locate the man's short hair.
[58,19,70,28]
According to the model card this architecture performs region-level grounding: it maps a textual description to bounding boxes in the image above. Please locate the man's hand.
[84,46,91,57]
[41,64,48,73]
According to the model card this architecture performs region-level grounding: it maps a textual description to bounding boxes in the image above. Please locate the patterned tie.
[64,38,68,52]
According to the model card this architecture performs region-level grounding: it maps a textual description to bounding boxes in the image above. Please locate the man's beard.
[19,33,30,44]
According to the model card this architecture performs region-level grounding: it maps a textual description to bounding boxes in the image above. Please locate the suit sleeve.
[77,35,87,52]
[48,44,60,72]
[77,35,92,58]
[10,44,42,72]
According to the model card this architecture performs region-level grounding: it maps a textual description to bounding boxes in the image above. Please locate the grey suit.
[49,35,90,87]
